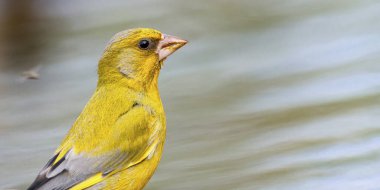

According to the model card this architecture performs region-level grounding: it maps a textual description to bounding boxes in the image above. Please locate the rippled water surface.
[1,0,380,189]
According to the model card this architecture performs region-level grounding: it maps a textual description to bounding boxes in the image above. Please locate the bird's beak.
[157,34,187,61]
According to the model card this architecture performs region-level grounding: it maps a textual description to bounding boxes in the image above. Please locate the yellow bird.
[27,28,187,190]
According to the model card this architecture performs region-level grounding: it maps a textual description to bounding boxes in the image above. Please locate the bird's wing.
[28,105,162,190]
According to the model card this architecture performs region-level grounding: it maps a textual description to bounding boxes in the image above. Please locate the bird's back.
[29,85,166,190]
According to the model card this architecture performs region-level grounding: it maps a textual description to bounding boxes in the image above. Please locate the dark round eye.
[138,39,150,50]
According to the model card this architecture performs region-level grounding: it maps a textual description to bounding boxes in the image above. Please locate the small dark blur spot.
[21,65,41,80]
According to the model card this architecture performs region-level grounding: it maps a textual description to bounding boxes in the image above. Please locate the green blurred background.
[1,0,380,189]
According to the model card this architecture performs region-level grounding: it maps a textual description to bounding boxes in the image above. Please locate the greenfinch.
[27,28,187,190]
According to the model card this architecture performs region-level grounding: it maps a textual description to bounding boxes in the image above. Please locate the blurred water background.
[1,0,380,189]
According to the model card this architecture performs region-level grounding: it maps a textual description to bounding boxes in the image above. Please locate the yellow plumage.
[27,28,187,190]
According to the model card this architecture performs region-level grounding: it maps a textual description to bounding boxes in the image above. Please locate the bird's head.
[98,28,187,89]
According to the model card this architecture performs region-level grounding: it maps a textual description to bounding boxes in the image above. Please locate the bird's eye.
[138,39,150,50]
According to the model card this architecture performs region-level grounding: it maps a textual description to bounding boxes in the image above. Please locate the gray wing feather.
[28,149,128,190]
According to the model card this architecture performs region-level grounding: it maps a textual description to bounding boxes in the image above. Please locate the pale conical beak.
[157,34,187,61]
